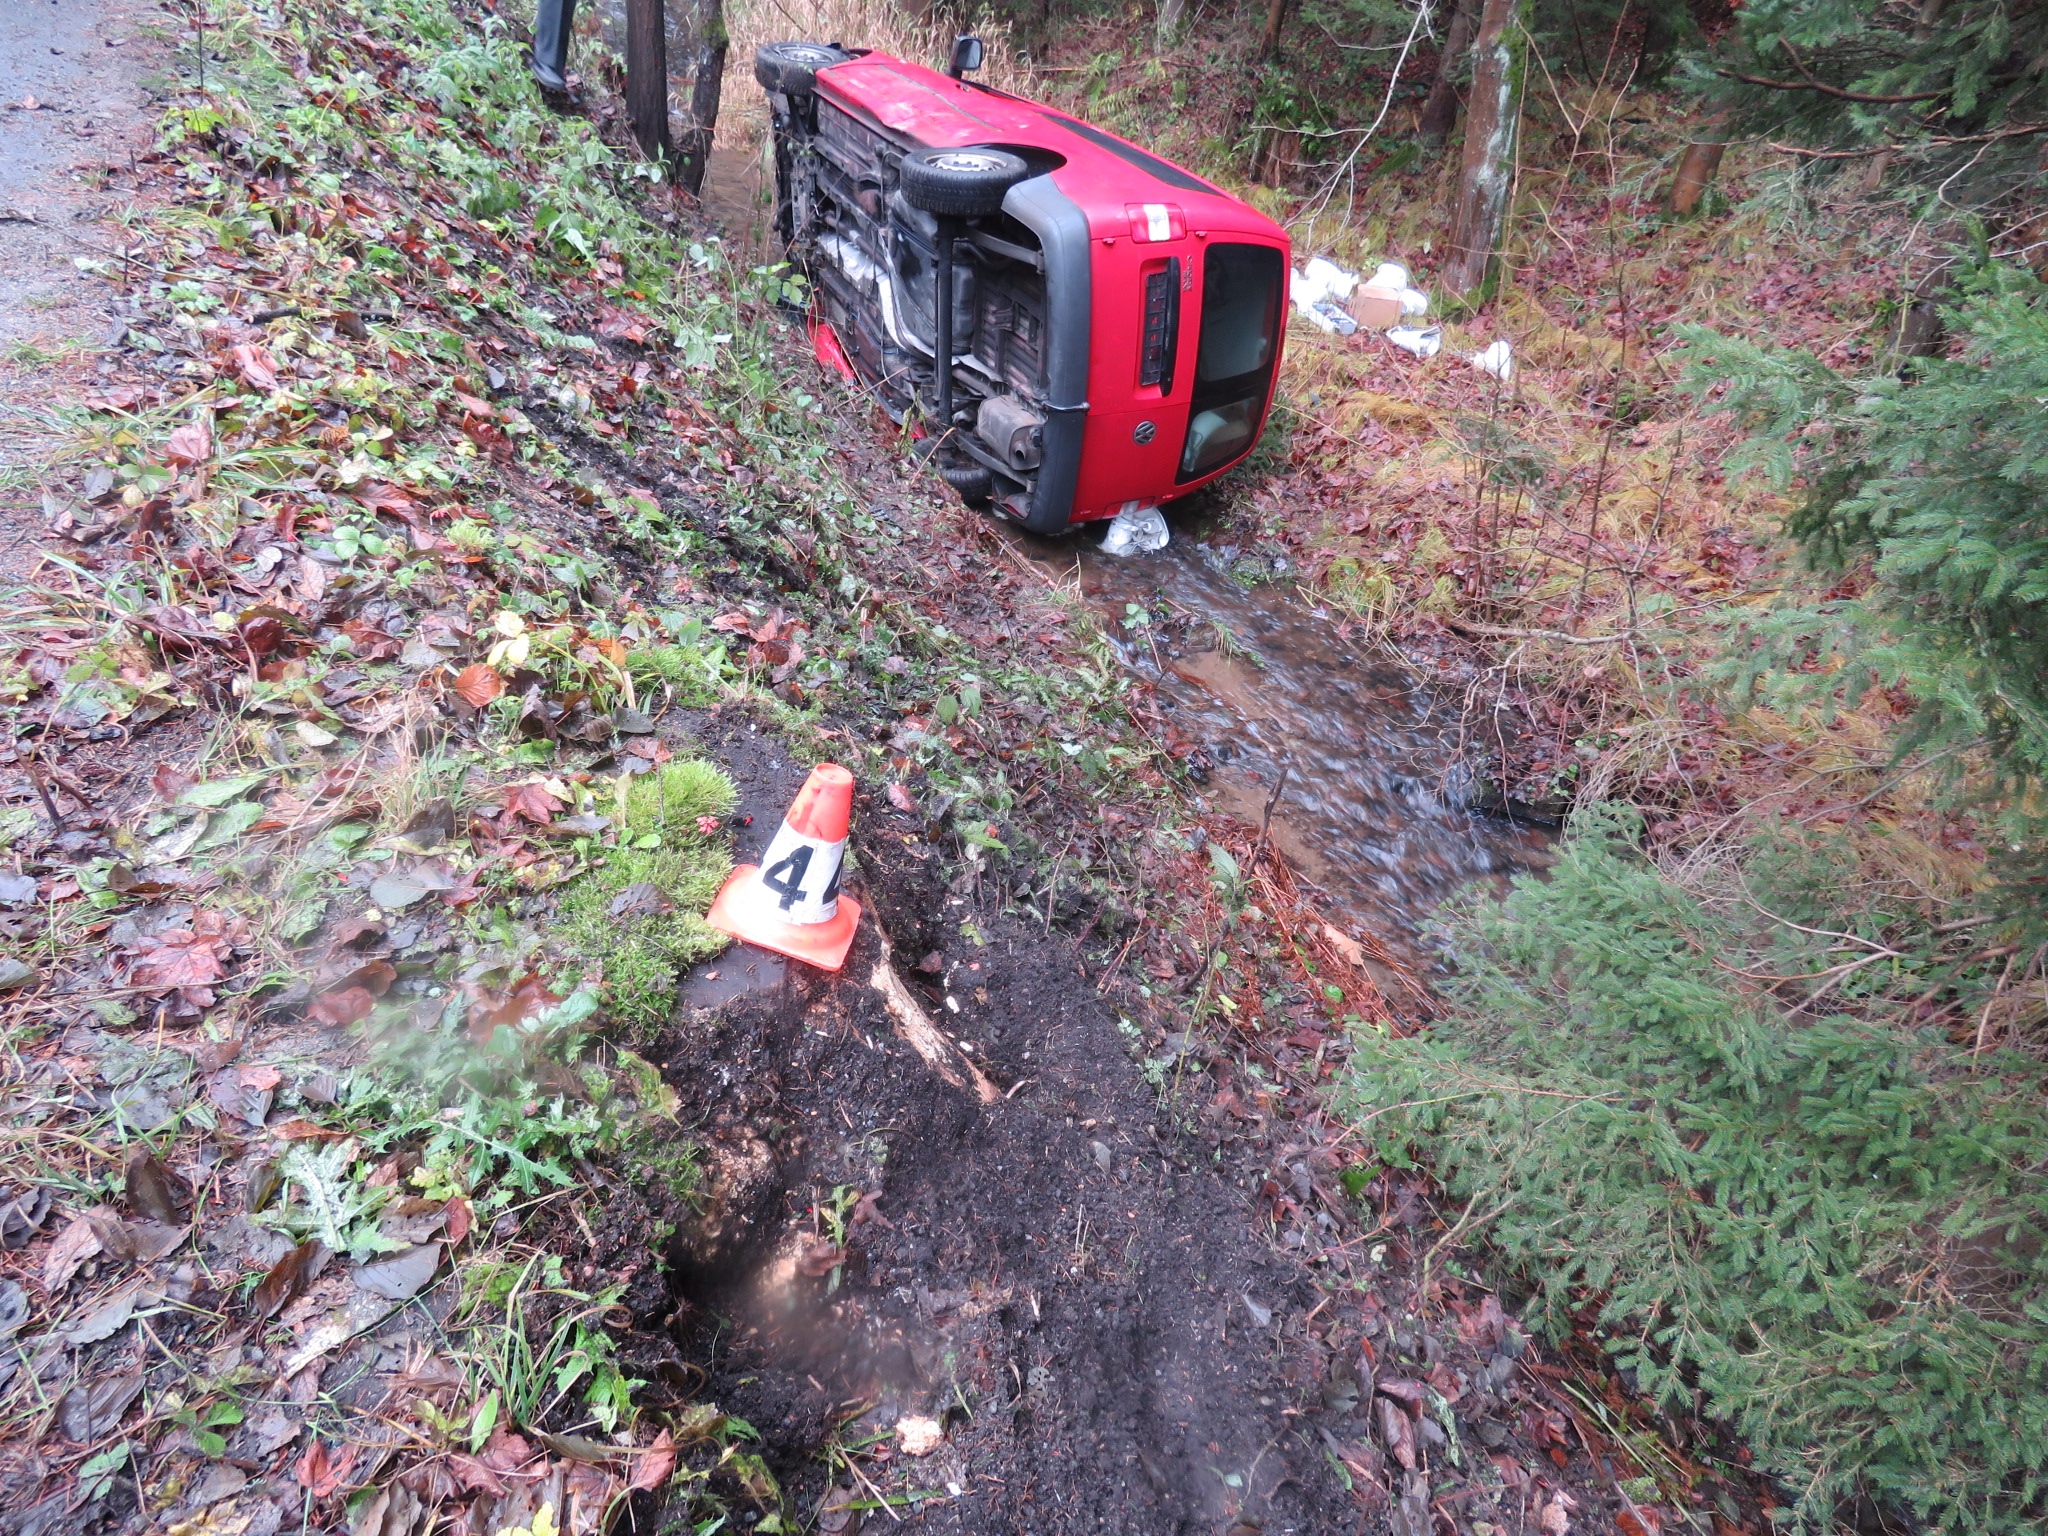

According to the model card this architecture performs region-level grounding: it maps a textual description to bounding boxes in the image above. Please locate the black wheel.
[754,41,849,97]
[899,146,1030,219]
[940,463,994,504]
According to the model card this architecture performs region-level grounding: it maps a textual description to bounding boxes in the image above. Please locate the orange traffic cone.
[705,763,862,971]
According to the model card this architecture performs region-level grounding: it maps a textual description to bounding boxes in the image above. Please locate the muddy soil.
[610,722,1363,1533]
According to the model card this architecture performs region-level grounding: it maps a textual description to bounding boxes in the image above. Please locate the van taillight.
[1139,257,1180,393]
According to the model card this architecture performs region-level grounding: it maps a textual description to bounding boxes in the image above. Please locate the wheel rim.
[778,45,839,64]
[930,152,1015,175]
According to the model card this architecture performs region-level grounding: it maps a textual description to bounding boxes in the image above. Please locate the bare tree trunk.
[1259,0,1291,60]
[1156,0,1187,50]
[1892,260,1953,365]
[1442,0,1526,298]
[626,0,673,169]
[674,0,727,198]
[1667,131,1725,215]
[1417,0,1480,149]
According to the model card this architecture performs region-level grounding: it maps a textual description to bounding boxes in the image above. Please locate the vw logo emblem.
[1133,420,1157,445]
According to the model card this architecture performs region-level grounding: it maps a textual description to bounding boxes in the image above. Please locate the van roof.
[813,52,1280,239]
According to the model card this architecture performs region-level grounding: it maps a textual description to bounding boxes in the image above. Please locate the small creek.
[1025,531,1552,939]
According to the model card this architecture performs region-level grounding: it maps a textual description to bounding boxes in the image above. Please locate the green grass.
[559,759,738,1038]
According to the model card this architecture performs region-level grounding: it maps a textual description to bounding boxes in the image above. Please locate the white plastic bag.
[1290,257,1361,331]
[1469,339,1514,381]
[1385,324,1443,359]
[1100,502,1169,557]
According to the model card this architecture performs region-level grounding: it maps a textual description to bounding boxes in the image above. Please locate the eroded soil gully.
[605,720,1366,1533]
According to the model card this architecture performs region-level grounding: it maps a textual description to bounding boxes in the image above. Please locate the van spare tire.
[754,42,850,97]
[899,147,1030,219]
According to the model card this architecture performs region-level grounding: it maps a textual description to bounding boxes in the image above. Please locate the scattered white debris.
[1470,339,1514,381]
[1290,257,1361,333]
[1385,324,1443,359]
[1353,260,1431,328]
[1100,502,1169,557]
[1302,256,1358,300]
[897,1415,945,1456]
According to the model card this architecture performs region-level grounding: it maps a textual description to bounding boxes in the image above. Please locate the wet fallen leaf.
[887,782,917,814]
[42,1211,104,1290]
[165,421,213,465]
[297,721,339,748]
[57,1368,144,1441]
[309,986,377,1026]
[626,1429,676,1493]
[453,664,504,708]
[0,872,37,905]
[1377,1395,1417,1471]
[348,1481,424,1536]
[607,881,670,919]
[352,1242,440,1301]
[1617,1507,1664,1536]
[254,1239,328,1319]
[57,1285,138,1345]
[0,1186,51,1248]
[501,780,564,826]
[127,915,233,1002]
[125,1148,188,1223]
[297,1439,357,1500]
[443,1195,472,1244]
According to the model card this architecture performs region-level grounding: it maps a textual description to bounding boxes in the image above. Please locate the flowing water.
[1034,532,1553,939]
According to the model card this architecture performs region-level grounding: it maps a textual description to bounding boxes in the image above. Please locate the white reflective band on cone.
[748,817,846,927]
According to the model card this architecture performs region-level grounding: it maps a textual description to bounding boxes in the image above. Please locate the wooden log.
[1667,138,1726,215]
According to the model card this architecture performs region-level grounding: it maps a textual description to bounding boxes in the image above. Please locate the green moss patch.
[560,759,738,1037]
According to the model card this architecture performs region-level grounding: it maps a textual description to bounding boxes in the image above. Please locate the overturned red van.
[756,37,1291,536]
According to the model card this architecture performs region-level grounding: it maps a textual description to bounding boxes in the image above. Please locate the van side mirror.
[946,35,984,79]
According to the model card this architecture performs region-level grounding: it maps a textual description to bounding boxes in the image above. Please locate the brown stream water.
[1042,533,1552,938]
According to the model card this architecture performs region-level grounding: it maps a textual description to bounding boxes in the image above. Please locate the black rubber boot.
[530,0,577,93]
